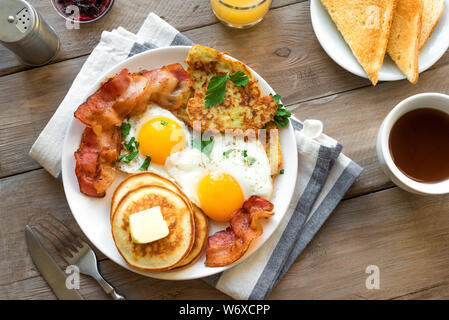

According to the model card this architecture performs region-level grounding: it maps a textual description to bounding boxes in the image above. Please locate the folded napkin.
[29,13,363,300]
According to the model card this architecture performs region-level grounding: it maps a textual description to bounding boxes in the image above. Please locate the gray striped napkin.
[29,13,362,300]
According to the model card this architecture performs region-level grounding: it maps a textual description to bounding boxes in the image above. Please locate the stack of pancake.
[110,172,209,271]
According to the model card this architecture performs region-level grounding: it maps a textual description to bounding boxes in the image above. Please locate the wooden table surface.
[1,0,449,300]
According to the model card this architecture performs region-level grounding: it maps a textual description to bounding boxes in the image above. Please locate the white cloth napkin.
[29,13,362,300]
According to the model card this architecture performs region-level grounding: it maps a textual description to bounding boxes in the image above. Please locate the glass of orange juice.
[210,0,272,29]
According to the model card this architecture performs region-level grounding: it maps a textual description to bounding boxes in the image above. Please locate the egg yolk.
[137,117,185,165]
[197,172,245,222]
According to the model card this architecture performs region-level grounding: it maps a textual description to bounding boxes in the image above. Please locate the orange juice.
[211,0,272,28]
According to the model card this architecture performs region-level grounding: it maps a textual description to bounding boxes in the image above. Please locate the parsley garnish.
[280,169,285,174]
[122,151,138,163]
[160,120,168,126]
[229,71,250,86]
[270,93,291,128]
[121,122,131,140]
[139,156,151,171]
[205,71,249,107]
[191,136,215,156]
[124,137,139,152]
[223,149,234,158]
[245,156,257,166]
[117,154,126,162]
[241,150,255,165]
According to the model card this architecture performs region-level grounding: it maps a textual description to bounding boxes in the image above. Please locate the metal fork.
[36,215,125,300]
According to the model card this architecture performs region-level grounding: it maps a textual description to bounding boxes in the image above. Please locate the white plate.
[61,46,298,280]
[311,0,449,81]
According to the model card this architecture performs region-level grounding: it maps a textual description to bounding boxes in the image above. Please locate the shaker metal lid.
[0,0,35,43]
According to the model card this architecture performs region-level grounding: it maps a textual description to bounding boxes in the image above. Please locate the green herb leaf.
[202,137,215,156]
[245,156,257,166]
[205,74,228,107]
[121,122,131,140]
[242,150,248,158]
[160,120,168,126]
[280,169,285,174]
[123,151,138,163]
[117,154,127,162]
[124,137,139,152]
[271,94,282,104]
[270,93,291,128]
[191,136,215,156]
[124,137,135,152]
[139,156,151,171]
[205,71,249,107]
[229,71,249,87]
[223,149,234,158]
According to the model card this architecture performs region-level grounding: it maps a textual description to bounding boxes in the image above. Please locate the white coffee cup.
[376,93,449,195]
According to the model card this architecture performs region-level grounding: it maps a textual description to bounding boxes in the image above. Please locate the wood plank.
[0,259,230,300]
[393,283,449,300]
[2,169,449,299]
[0,260,230,300]
[0,168,107,286]
[268,187,449,300]
[0,0,302,77]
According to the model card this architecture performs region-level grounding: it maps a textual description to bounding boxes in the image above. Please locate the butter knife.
[25,225,84,300]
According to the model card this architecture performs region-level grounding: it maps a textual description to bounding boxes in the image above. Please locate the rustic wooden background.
[1,0,449,300]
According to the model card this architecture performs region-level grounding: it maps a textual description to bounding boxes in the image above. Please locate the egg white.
[165,134,273,207]
[117,103,191,176]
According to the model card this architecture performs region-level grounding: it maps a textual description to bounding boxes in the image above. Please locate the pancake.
[111,185,194,271]
[184,45,278,132]
[170,205,209,269]
[111,171,192,222]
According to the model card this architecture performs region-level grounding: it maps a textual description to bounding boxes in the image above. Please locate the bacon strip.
[74,69,150,129]
[135,63,192,114]
[74,126,121,197]
[205,196,274,267]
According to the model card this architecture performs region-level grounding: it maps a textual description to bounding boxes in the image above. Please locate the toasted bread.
[320,0,397,85]
[387,0,424,84]
[419,0,445,49]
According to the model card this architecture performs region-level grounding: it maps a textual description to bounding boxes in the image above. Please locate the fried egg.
[166,135,273,222]
[117,103,191,176]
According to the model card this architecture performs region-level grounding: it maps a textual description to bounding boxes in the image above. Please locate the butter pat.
[129,206,169,244]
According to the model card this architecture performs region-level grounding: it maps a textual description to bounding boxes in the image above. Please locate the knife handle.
[94,275,125,300]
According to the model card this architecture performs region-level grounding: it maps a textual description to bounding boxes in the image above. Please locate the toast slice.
[320,0,397,85]
[387,0,424,84]
[419,0,445,49]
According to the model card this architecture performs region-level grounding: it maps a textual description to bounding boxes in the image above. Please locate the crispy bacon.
[74,126,121,197]
[74,69,150,129]
[205,196,274,267]
[135,63,192,113]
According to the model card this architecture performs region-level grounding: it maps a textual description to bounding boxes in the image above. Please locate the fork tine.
[47,214,84,247]
[42,218,83,252]
[33,224,73,260]
[38,221,81,257]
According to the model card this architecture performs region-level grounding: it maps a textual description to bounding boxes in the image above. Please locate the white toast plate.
[61,46,298,280]
[311,0,449,82]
